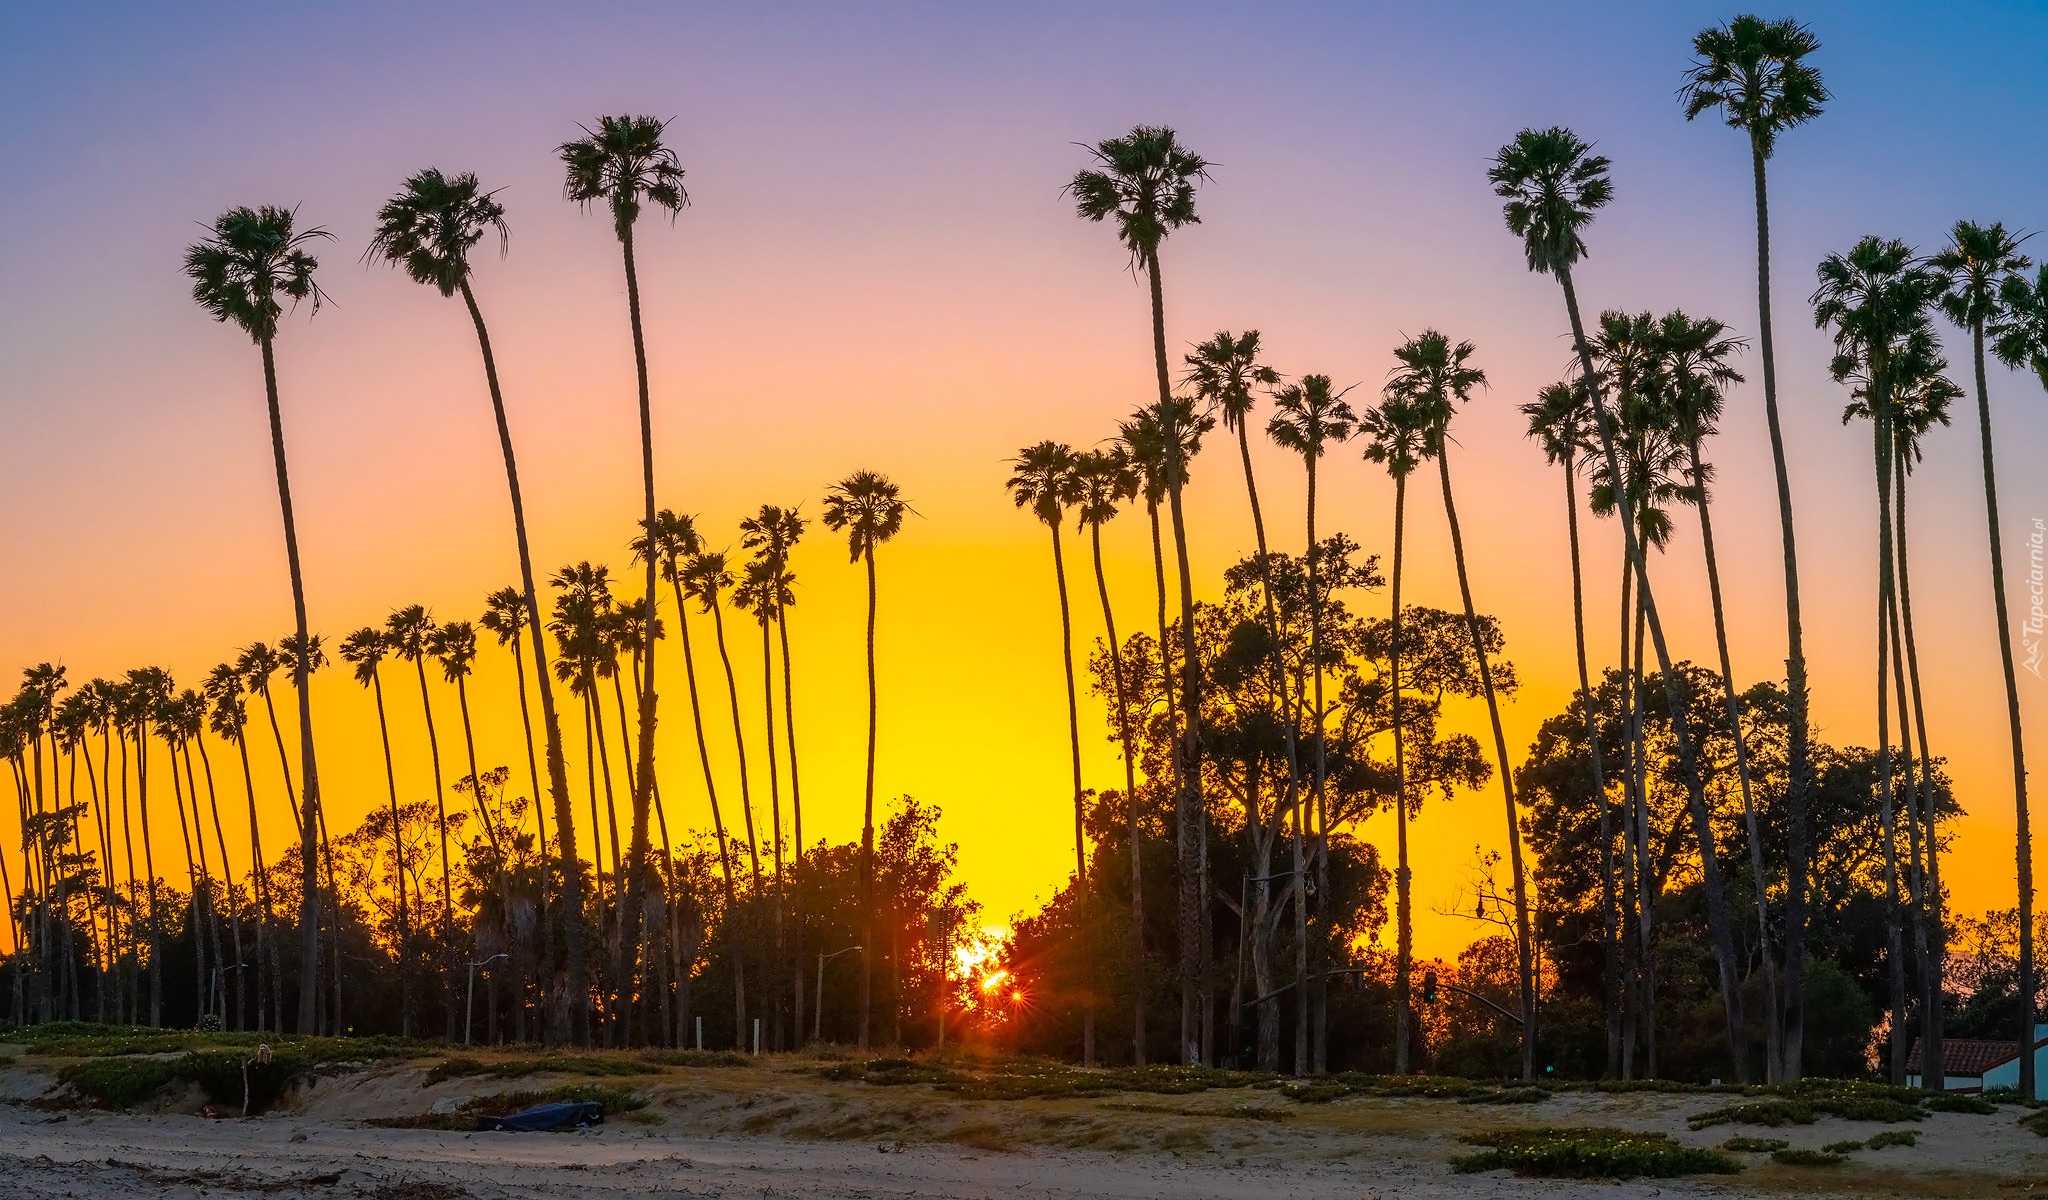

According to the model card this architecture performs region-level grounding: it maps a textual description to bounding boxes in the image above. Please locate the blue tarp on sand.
[475,1101,605,1132]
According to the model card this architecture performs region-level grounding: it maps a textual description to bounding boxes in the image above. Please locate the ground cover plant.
[1771,1148,1846,1167]
[1719,1136,1789,1151]
[1866,1129,1918,1148]
[425,1054,662,1084]
[1450,1127,1740,1178]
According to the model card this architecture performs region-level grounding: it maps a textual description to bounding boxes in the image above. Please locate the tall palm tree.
[1266,374,1357,1075]
[733,556,791,1047]
[279,630,343,1032]
[1681,20,1827,1079]
[1932,221,2036,1094]
[1992,265,2048,389]
[1814,236,1946,1083]
[155,691,211,1024]
[123,667,172,1025]
[682,552,760,897]
[635,511,748,1046]
[1657,309,1782,1078]
[1358,392,1433,1074]
[1008,441,1094,1062]
[560,116,688,997]
[205,664,272,1031]
[368,171,589,1043]
[1070,127,1212,1065]
[740,505,808,1037]
[184,205,329,1033]
[1073,447,1149,1063]
[480,589,546,863]
[822,470,908,1048]
[340,627,410,1035]
[1519,378,1620,1073]
[1489,128,1750,1080]
[1386,331,1548,1076]
[387,603,455,1035]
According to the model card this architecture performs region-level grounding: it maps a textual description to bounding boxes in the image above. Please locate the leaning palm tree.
[1008,440,1094,1063]
[340,627,410,1035]
[367,170,589,1043]
[1358,392,1434,1075]
[1266,374,1357,1075]
[560,116,687,995]
[1932,220,2034,1092]
[1658,309,1782,1079]
[739,504,809,1035]
[682,552,760,897]
[1519,378,1620,1073]
[1073,446,1148,1063]
[822,470,908,1048]
[1489,128,1750,1080]
[1681,20,1827,1079]
[1070,127,1211,1064]
[481,589,546,862]
[387,603,455,1035]
[1386,332,1546,1077]
[205,664,273,1030]
[183,205,329,1033]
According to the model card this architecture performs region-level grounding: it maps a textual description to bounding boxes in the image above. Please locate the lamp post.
[813,945,863,1043]
[466,953,508,1046]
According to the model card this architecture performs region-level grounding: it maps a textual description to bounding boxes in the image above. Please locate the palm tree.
[1519,378,1620,1073]
[560,116,688,999]
[154,691,210,1024]
[1932,221,2036,1094]
[682,553,760,897]
[387,604,455,1035]
[279,630,342,1032]
[1681,20,1827,1079]
[1658,308,1782,1079]
[1266,374,1357,1074]
[480,589,546,865]
[368,171,589,1044]
[184,205,329,1033]
[822,470,908,1048]
[733,555,792,1048]
[1489,129,1750,1080]
[740,505,809,1038]
[1070,127,1212,1065]
[1992,265,2048,389]
[1073,446,1149,1063]
[122,667,172,1025]
[1386,331,1547,1076]
[339,628,410,1035]
[205,664,272,1031]
[635,511,747,1046]
[1814,235,1946,1083]
[1359,392,1434,1075]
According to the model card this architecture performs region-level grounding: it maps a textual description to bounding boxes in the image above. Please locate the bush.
[1770,1148,1845,1167]
[2017,1109,2048,1137]
[424,1055,660,1085]
[1459,1087,1549,1105]
[58,1058,181,1108]
[1821,1139,1864,1153]
[1719,1136,1788,1152]
[1924,1093,1997,1114]
[180,1049,311,1112]
[1450,1127,1740,1179]
[1866,1129,1918,1149]
[1689,1100,1814,1129]
[640,1049,750,1068]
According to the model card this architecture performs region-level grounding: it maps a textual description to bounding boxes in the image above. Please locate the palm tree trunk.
[1391,472,1414,1075]
[134,716,163,1026]
[755,616,786,1052]
[366,667,410,1036]
[1296,454,1319,1077]
[707,594,762,1047]
[614,225,662,1043]
[168,738,206,1024]
[1750,138,1814,1084]
[455,675,519,1037]
[668,575,746,1048]
[457,278,586,1046]
[1089,519,1144,1066]
[229,730,271,1031]
[1556,265,1749,1082]
[191,736,244,1032]
[1689,438,1780,1081]
[1631,588,1655,1077]
[1869,375,1908,1086]
[1884,554,1935,1090]
[1045,519,1093,1065]
[411,654,455,1040]
[858,545,880,1048]
[116,730,138,1023]
[1142,249,1204,1067]
[777,602,805,1045]
[1559,456,1618,1076]
[1436,447,1534,1078]
[1894,461,1946,1087]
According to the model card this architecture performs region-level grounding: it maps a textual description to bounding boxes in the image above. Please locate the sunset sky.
[3,1,2046,962]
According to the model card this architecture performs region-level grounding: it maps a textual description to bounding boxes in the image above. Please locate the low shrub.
[1770,1148,1845,1167]
[945,1122,1016,1153]
[1821,1139,1864,1153]
[1983,1086,2036,1107]
[640,1049,750,1069]
[424,1055,659,1085]
[1450,1127,1740,1179]
[1924,1093,1997,1114]
[1459,1087,1549,1105]
[1689,1100,1815,1129]
[58,1057,181,1108]
[2017,1109,2048,1137]
[1866,1129,1918,1149]
[1718,1136,1789,1152]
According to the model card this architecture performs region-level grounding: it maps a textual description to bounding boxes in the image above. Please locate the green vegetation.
[1866,1129,1918,1149]
[1771,1148,1846,1167]
[1689,1083,1927,1129]
[1821,1139,1865,1153]
[1450,1127,1740,1178]
[2017,1109,2048,1136]
[13,1023,434,1062]
[59,1046,318,1112]
[1924,1093,1997,1114]
[425,1054,662,1084]
[1719,1136,1789,1152]
[639,1049,751,1068]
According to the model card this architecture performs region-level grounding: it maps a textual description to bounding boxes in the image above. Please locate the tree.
[822,470,908,1047]
[341,627,411,1034]
[1266,374,1357,1074]
[1934,220,2034,1091]
[368,169,589,1045]
[740,504,809,1041]
[1490,128,1750,1081]
[205,663,273,1030]
[387,603,455,1036]
[480,589,546,868]
[183,205,330,1033]
[1070,127,1212,1065]
[1358,392,1431,1074]
[1681,17,1828,1080]
[560,117,688,1018]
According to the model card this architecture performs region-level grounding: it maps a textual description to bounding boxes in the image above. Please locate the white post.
[695,1015,703,1051]
[752,1017,762,1056]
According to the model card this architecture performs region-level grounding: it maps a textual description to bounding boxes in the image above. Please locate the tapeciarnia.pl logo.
[2025,517,2044,678]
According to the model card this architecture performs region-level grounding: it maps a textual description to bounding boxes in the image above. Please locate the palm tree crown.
[1266,375,1358,462]
[365,168,507,296]
[1008,442,1082,528]
[1932,221,2032,333]
[1184,330,1280,432]
[1679,16,1828,157]
[1488,128,1613,278]
[1067,126,1207,265]
[1384,330,1487,454]
[559,115,688,238]
[1992,265,2048,389]
[184,206,333,342]
[822,471,908,563]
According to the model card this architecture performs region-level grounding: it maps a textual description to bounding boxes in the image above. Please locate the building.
[1908,1027,2048,1097]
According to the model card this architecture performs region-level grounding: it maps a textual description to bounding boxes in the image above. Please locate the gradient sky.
[3,1,2046,962]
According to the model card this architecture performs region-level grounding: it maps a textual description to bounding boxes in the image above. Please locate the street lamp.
[813,945,863,1043]
[466,953,509,1046]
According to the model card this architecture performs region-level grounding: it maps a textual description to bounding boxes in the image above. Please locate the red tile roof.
[1907,1037,2019,1076]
